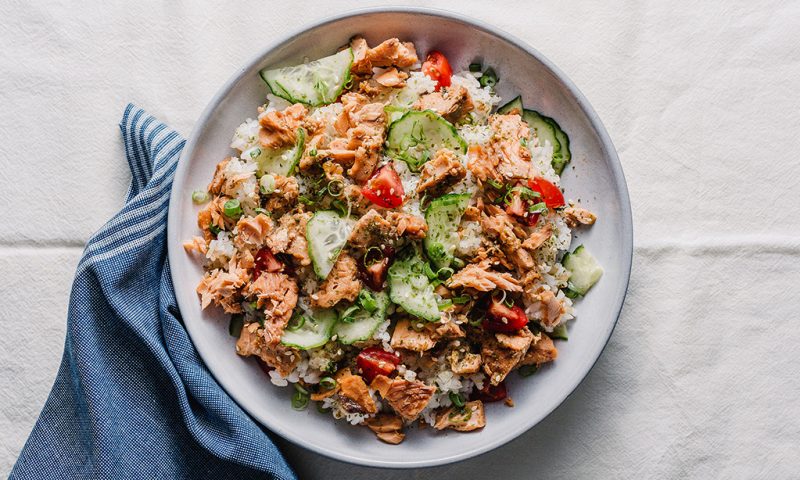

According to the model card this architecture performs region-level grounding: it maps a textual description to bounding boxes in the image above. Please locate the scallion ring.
[469,62,482,72]
[436,267,454,280]
[191,190,209,204]
[327,179,345,197]
[438,299,454,311]
[223,199,242,219]
[363,246,384,266]
[291,390,309,410]
[260,174,276,194]
[286,315,306,332]
[449,392,466,408]
[319,376,337,391]
[452,295,471,305]
[479,67,498,88]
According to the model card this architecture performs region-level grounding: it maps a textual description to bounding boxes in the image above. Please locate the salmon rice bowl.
[184,36,603,444]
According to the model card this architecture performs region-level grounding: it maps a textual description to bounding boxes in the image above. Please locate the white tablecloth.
[2,1,798,477]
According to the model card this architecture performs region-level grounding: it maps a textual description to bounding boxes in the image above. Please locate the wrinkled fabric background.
[1,1,798,478]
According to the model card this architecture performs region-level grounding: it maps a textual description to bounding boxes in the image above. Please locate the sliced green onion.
[436,267,454,281]
[192,190,209,204]
[358,289,377,313]
[209,224,221,236]
[286,315,306,332]
[518,364,539,377]
[260,174,276,194]
[564,287,581,299]
[249,147,262,159]
[316,402,330,414]
[327,179,344,197]
[469,62,482,72]
[291,389,309,410]
[486,178,504,190]
[520,137,528,147]
[319,376,337,390]
[309,148,318,157]
[331,199,348,217]
[298,195,314,206]
[449,392,466,408]
[249,301,258,310]
[479,67,498,88]
[339,305,359,323]
[363,246,385,266]
[223,199,243,219]
[254,207,270,216]
[423,262,438,280]
[452,295,471,305]
[452,257,465,269]
[228,314,244,337]
[438,299,454,311]
[528,202,548,214]
[294,383,309,395]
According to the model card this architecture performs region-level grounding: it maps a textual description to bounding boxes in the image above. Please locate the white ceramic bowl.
[167,7,632,468]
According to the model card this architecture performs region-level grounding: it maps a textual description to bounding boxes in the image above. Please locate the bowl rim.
[167,5,633,469]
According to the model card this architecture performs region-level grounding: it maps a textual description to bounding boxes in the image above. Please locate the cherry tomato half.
[356,347,401,383]
[528,177,565,209]
[472,380,508,402]
[253,247,283,280]
[361,163,405,208]
[483,297,529,333]
[421,51,453,91]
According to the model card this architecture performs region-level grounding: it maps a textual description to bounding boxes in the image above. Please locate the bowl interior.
[168,8,631,468]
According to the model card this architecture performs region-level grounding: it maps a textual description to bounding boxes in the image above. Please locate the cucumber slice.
[388,246,440,322]
[523,109,561,157]
[562,245,603,296]
[333,291,390,344]
[542,117,571,175]
[497,95,523,115]
[260,48,353,107]
[245,128,306,177]
[550,323,568,341]
[280,308,337,350]
[306,210,352,279]
[523,109,572,176]
[424,193,471,269]
[385,110,467,172]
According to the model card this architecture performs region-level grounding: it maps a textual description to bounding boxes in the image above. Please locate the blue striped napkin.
[10,105,297,480]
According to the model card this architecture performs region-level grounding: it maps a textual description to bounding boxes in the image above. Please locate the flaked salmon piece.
[236,322,299,376]
[481,327,534,385]
[385,211,428,239]
[370,374,393,398]
[263,175,299,215]
[264,211,312,267]
[322,160,344,180]
[434,400,486,432]
[416,148,467,195]
[196,269,245,313]
[348,209,394,251]
[312,253,362,308]
[351,36,419,74]
[448,350,482,375]
[207,158,231,195]
[467,144,500,183]
[183,236,208,256]
[380,377,436,421]
[310,148,356,166]
[446,259,521,292]
[365,414,405,444]
[338,372,377,414]
[197,196,235,241]
[234,214,273,249]
[414,85,474,123]
[532,288,565,329]
[374,67,408,88]
[258,103,308,150]
[462,205,481,222]
[349,144,382,183]
[435,320,466,339]
[520,333,558,366]
[563,205,597,228]
[246,272,298,344]
[358,77,394,98]
[487,114,532,180]
[343,184,371,213]
[481,206,535,272]
[522,223,553,251]
[391,318,437,352]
